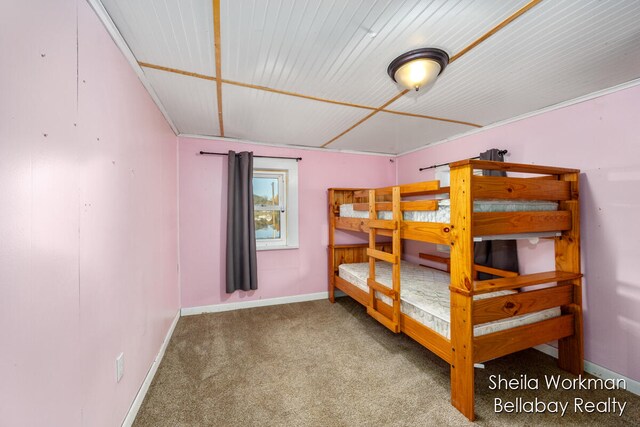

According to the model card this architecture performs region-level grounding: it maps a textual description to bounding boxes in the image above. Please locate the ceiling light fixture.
[387,48,449,92]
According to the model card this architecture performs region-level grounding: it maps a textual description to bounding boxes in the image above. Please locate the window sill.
[256,245,299,252]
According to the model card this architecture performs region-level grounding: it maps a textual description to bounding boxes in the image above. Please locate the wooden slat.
[400,313,452,364]
[352,203,371,211]
[474,315,574,363]
[334,275,369,307]
[472,176,571,201]
[333,244,392,272]
[402,200,439,211]
[336,217,452,245]
[352,200,438,212]
[450,159,580,175]
[335,217,371,233]
[352,189,394,200]
[401,221,450,245]
[474,264,518,278]
[375,181,441,197]
[409,186,450,196]
[473,284,573,324]
[368,219,397,230]
[367,248,397,264]
[335,217,451,245]
[332,243,389,250]
[367,306,400,333]
[527,175,559,180]
[344,191,353,204]
[353,189,368,198]
[355,186,449,198]
[473,211,571,236]
[474,271,583,294]
[367,278,398,301]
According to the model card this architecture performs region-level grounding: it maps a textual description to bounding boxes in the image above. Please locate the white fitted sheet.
[339,199,558,223]
[338,261,559,339]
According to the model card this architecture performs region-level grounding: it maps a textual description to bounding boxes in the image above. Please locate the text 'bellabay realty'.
[489,374,628,416]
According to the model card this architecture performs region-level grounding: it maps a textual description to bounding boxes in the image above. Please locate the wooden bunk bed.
[327,159,583,421]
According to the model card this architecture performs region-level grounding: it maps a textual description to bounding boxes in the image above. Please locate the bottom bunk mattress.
[338,261,559,339]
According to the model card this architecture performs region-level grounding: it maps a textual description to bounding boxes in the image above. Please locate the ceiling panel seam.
[213,0,224,135]
[449,0,543,62]
[137,61,481,128]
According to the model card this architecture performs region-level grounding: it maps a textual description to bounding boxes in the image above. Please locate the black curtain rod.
[199,151,302,161]
[418,150,507,172]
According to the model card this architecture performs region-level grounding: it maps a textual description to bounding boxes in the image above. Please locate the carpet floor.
[134,298,640,426]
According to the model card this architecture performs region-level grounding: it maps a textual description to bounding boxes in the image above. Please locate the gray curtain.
[473,149,519,279]
[226,151,258,293]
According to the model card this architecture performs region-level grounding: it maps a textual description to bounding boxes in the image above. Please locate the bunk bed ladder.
[366,187,401,333]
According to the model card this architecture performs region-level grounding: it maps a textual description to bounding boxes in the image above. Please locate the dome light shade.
[387,48,449,91]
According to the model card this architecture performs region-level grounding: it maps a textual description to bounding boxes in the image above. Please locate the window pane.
[254,210,281,240]
[253,176,279,207]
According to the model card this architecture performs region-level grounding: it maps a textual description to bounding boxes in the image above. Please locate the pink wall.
[0,1,179,426]
[396,84,640,382]
[178,137,395,308]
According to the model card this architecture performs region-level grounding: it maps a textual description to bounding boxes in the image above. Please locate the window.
[252,157,299,250]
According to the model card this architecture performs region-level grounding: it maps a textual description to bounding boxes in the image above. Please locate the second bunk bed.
[327,159,583,421]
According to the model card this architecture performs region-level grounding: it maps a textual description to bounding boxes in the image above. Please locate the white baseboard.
[534,344,640,396]
[181,291,333,316]
[121,310,181,427]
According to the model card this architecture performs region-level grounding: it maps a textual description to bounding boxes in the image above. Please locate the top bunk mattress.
[339,199,558,223]
[338,261,559,339]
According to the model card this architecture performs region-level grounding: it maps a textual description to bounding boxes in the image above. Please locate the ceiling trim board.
[137,61,481,127]
[139,62,216,81]
[178,134,396,157]
[220,78,374,110]
[320,89,409,148]
[397,77,640,157]
[320,0,544,148]
[85,0,179,135]
[213,0,224,135]
[382,110,481,128]
[449,0,544,63]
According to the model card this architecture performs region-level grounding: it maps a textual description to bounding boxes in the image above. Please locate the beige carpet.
[134,298,639,426]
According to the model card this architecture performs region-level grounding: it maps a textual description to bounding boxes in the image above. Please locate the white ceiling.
[98,0,640,154]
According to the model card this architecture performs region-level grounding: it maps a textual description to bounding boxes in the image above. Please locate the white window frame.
[253,171,287,247]
[253,157,299,251]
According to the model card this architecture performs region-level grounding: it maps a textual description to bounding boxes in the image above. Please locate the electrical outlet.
[116,353,124,383]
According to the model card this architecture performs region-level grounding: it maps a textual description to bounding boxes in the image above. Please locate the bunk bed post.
[368,189,377,310]
[449,163,476,421]
[556,173,584,375]
[391,186,402,325]
[328,189,336,303]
